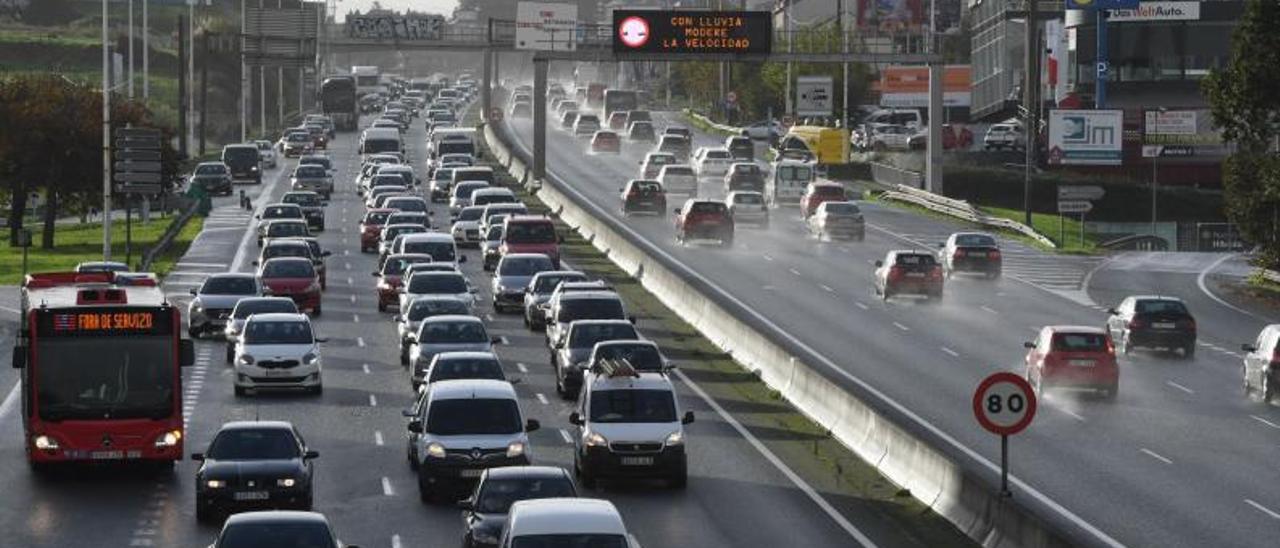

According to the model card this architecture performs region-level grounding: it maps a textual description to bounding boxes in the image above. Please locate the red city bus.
[12,271,194,470]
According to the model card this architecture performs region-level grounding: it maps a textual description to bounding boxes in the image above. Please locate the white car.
[233,313,326,396]
[658,164,698,197]
[222,296,299,363]
[254,140,278,169]
[449,181,491,216]
[726,191,769,227]
[868,124,913,151]
[984,123,1025,150]
[502,499,631,547]
[451,205,488,247]
[692,147,733,178]
[639,152,678,180]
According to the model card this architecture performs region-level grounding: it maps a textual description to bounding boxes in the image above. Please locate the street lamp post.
[102,0,113,260]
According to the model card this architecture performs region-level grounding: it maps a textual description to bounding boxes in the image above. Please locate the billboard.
[516,2,578,51]
[1047,109,1124,166]
[1108,1,1201,22]
[1143,109,1229,161]
[796,76,833,117]
[877,65,971,108]
[858,0,926,32]
[612,10,772,55]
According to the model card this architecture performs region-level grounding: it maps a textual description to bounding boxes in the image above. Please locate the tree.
[1203,0,1280,266]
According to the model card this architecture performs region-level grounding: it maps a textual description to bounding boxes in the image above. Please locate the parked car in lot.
[1243,324,1280,403]
[984,123,1024,150]
[673,199,733,246]
[726,191,768,228]
[192,421,318,520]
[807,201,865,241]
[1106,296,1196,357]
[874,250,943,301]
[1024,326,1119,400]
[939,232,1002,279]
[620,179,667,217]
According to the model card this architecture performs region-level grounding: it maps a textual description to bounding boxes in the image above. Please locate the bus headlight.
[154,430,182,448]
[33,435,59,450]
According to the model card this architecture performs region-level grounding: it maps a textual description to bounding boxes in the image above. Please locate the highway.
[0,113,974,547]
[502,109,1280,547]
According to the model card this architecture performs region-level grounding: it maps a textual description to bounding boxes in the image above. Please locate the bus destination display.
[38,308,172,336]
[612,10,772,55]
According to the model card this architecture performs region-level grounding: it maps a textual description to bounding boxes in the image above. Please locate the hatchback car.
[359,208,396,253]
[280,191,325,231]
[233,313,326,396]
[591,130,621,153]
[223,297,299,363]
[290,164,333,200]
[459,466,578,548]
[208,511,354,548]
[400,272,476,319]
[724,162,765,193]
[1242,324,1280,403]
[397,296,474,365]
[800,182,847,219]
[693,147,732,179]
[553,320,641,398]
[627,121,656,143]
[259,257,322,315]
[261,220,312,247]
[673,200,733,246]
[192,421,318,520]
[640,152,678,180]
[1025,326,1119,399]
[808,201,865,241]
[1106,296,1196,357]
[939,232,1002,279]
[523,271,590,331]
[189,274,262,338]
[726,191,768,227]
[374,253,435,312]
[191,162,234,196]
[574,114,602,137]
[874,251,943,301]
[500,499,630,548]
[620,180,667,217]
[657,165,698,197]
[492,253,557,313]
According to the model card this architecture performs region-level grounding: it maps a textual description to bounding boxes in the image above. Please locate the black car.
[222,144,263,184]
[281,191,325,231]
[627,121,656,143]
[192,421,319,521]
[939,232,1002,279]
[459,466,578,548]
[725,136,754,161]
[724,163,765,193]
[210,511,354,548]
[192,162,234,196]
[1106,296,1197,357]
[620,179,667,216]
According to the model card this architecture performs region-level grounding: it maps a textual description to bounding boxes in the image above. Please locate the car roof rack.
[592,357,660,379]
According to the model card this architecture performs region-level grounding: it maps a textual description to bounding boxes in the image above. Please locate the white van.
[360,127,403,157]
[863,108,923,130]
[764,160,815,207]
[428,127,478,159]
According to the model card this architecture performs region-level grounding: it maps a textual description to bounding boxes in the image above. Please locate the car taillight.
[953,250,965,259]
[1178,318,1196,331]
[988,250,1001,260]
[1105,337,1116,356]
[1128,318,1143,330]
[887,266,904,280]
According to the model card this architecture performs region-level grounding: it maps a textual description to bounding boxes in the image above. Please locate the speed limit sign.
[973,372,1036,435]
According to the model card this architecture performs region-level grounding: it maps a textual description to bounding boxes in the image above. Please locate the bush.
[20,0,78,26]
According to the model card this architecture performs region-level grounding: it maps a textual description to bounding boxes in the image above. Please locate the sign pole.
[1096,8,1107,108]
[126,196,133,268]
[1001,434,1011,497]
[1080,212,1087,246]
[1151,154,1158,236]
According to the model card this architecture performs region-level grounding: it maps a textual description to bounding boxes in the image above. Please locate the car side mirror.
[1023,341,1036,349]
[12,345,26,369]
[458,255,468,263]
[322,251,332,257]
[190,453,204,461]
[491,336,503,345]
[407,420,423,433]
[189,288,198,296]
[304,450,320,459]
[874,260,883,267]
[525,419,541,432]
[251,260,259,266]
[457,498,474,511]
[568,412,583,426]
[180,339,195,367]
[401,408,416,417]
[1243,344,1258,353]
[682,411,695,425]
[628,315,637,325]
[1107,308,1119,315]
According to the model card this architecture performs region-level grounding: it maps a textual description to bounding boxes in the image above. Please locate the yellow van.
[778,126,849,165]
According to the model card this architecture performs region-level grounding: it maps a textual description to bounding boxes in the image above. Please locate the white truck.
[352,65,380,97]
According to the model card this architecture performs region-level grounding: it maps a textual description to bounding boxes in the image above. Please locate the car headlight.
[251,166,259,172]
[665,431,684,447]
[302,352,319,365]
[426,442,447,459]
[276,478,297,487]
[506,441,526,458]
[205,479,226,489]
[191,302,203,313]
[154,430,182,448]
[33,435,59,450]
[238,354,255,366]
[585,432,607,447]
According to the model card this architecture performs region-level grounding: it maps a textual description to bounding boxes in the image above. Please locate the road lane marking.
[381,477,395,496]
[981,305,999,315]
[1165,381,1194,394]
[673,368,880,547]
[374,431,384,446]
[347,277,354,286]
[352,314,360,323]
[1245,499,1280,520]
[1054,406,1086,422]
[788,268,802,276]
[357,337,366,347]
[499,336,509,345]
[940,347,959,357]
[391,535,403,548]
[369,394,378,407]
[343,249,350,256]
[485,313,495,322]
[761,253,774,261]
[1139,448,1173,465]
[536,393,549,405]
[517,363,529,373]
[0,382,21,419]
[363,363,371,374]
[1197,253,1275,323]
[558,429,573,444]
[892,322,909,332]
[345,263,351,270]
[1250,415,1280,430]
[854,301,869,310]
[350,295,357,304]
[820,284,834,293]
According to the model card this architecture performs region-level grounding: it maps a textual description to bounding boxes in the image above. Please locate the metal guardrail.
[140,198,200,271]
[682,109,743,136]
[870,161,923,189]
[879,182,1058,248]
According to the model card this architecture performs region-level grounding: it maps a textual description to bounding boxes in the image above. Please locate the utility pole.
[240,0,247,142]
[128,0,134,99]
[278,0,284,132]
[784,0,792,116]
[178,15,187,158]
[200,31,209,156]
[838,0,847,126]
[1022,1,1041,226]
[102,0,113,260]
[926,0,944,193]
[188,0,196,152]
[142,0,149,99]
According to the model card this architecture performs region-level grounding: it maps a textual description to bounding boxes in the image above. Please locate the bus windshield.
[36,336,174,421]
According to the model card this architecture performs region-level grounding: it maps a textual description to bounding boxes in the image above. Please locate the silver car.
[188,274,262,338]
[223,297,299,363]
[727,191,769,228]
[290,164,334,199]
[491,253,556,313]
[396,295,473,366]
[408,316,500,387]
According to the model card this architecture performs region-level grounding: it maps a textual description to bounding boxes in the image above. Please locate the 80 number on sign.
[973,372,1037,436]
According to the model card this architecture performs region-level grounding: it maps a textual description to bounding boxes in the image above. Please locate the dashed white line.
[343,249,350,256]
[485,313,495,322]
[981,305,999,315]
[940,347,959,357]
[344,263,352,270]
[1245,499,1280,520]
[536,393,549,405]
[761,253,774,262]
[349,295,357,304]
[819,284,834,293]
[854,301,869,310]
[558,428,573,444]
[499,336,509,345]
[346,277,354,286]
[369,394,378,407]
[1139,448,1173,465]
[391,534,403,548]
[381,477,395,496]
[362,363,371,374]
[1055,406,1086,422]
[374,431,384,446]
[357,337,366,347]
[352,314,360,323]
[517,363,529,373]
[892,322,909,332]
[1165,381,1194,394]
[788,268,802,276]
[1250,415,1280,430]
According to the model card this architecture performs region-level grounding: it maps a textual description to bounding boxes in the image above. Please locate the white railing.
[870,161,923,189]
[880,183,1058,249]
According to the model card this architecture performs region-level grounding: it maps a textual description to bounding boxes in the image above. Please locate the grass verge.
[475,123,974,546]
[0,213,204,284]
[978,205,1102,253]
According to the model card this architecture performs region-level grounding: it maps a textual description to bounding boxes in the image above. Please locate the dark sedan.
[459,466,578,548]
[192,421,319,522]
[209,511,355,548]
[192,162,234,196]
[1107,296,1197,357]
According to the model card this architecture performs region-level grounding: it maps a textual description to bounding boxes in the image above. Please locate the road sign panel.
[1057,185,1105,201]
[1057,200,1093,214]
[973,372,1037,436]
[795,76,833,117]
[516,2,578,52]
[115,138,162,149]
[114,149,162,161]
[113,172,162,184]
[1142,145,1163,158]
[116,183,161,195]
[114,160,162,173]
[114,127,161,139]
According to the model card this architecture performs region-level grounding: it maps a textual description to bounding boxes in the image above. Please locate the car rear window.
[1135,300,1189,315]
[363,211,391,225]
[232,299,297,319]
[955,234,997,247]
[664,166,694,176]
[558,298,625,321]
[506,221,557,244]
[262,206,301,219]
[499,256,555,276]
[408,298,471,321]
[706,150,730,159]
[569,323,639,348]
[894,254,936,266]
[689,202,727,214]
[409,273,467,294]
[824,203,861,215]
[814,186,845,197]
[593,344,663,371]
[428,357,505,383]
[733,193,763,205]
[534,274,588,293]
[1052,333,1108,352]
[426,398,519,435]
[202,277,257,295]
[262,260,315,278]
[195,164,226,175]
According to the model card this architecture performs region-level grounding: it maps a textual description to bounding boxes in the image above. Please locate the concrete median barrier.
[485,119,1097,548]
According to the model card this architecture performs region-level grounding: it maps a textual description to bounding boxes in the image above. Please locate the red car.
[259,257,322,315]
[800,182,847,219]
[874,250,943,300]
[1024,326,1119,400]
[608,111,628,130]
[591,131,621,154]
[674,199,733,246]
[620,179,666,216]
[500,216,561,268]
[373,253,434,312]
[359,208,396,253]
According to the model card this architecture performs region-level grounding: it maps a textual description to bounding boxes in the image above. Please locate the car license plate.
[620,456,654,466]
[906,272,926,278]
[1153,322,1176,329]
[459,469,483,478]
[1068,359,1096,367]
[91,450,124,460]
[264,369,292,376]
[234,491,270,501]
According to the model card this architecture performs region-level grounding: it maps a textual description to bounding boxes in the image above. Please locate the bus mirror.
[180,339,195,367]
[11,347,25,369]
